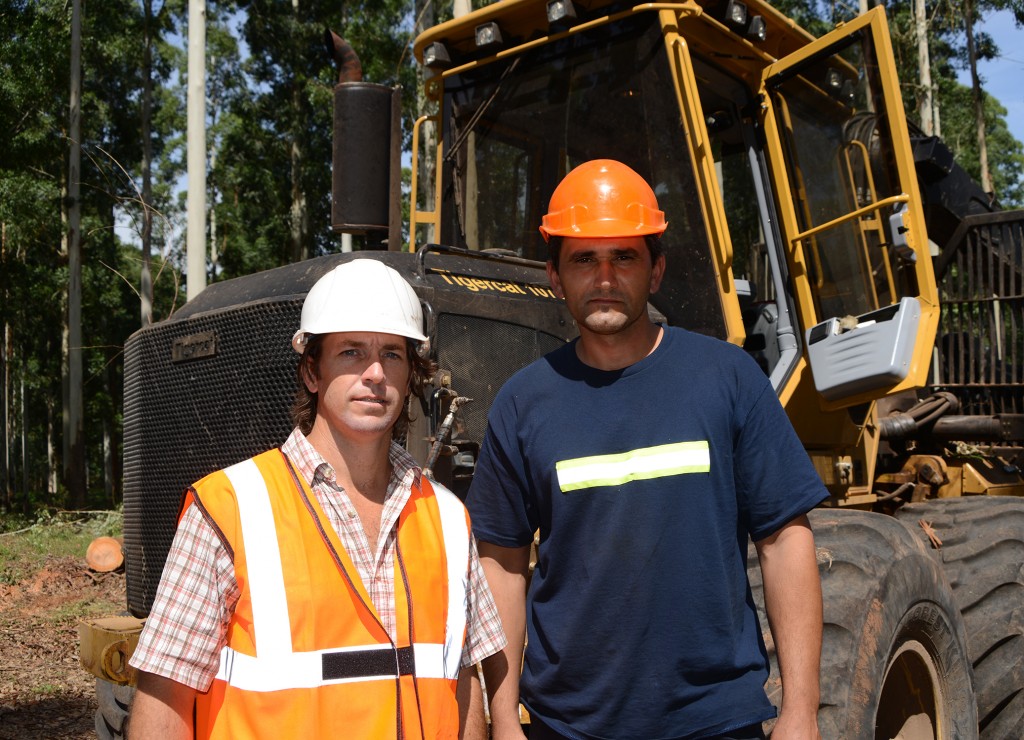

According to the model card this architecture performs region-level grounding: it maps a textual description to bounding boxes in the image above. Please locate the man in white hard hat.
[128,259,505,739]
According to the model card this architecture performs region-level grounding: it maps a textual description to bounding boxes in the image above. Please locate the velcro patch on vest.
[555,441,710,492]
[322,645,416,681]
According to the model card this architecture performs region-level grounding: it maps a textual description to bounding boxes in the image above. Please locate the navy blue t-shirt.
[466,326,827,739]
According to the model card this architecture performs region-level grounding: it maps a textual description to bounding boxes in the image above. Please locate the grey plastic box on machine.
[805,296,921,401]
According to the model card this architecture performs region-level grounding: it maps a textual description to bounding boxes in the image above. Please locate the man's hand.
[755,515,822,740]
[127,671,195,739]
[478,541,531,740]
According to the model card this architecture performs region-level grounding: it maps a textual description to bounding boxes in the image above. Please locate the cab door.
[758,7,939,406]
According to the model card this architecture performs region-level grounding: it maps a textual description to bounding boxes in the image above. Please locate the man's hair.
[547,234,664,270]
[290,334,436,440]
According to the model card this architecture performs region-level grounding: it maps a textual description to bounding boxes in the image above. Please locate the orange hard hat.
[539,159,667,242]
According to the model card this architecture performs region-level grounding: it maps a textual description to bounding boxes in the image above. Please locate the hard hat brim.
[539,217,668,241]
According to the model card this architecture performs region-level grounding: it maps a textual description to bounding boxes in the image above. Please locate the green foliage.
[934,77,1024,205]
[765,0,837,35]
[882,0,1024,204]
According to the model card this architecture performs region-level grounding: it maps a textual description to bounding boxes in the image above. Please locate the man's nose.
[596,260,616,287]
[363,360,386,383]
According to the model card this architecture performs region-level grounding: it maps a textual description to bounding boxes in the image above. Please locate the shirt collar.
[281,427,422,492]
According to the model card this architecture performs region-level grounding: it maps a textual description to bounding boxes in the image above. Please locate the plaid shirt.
[130,428,506,691]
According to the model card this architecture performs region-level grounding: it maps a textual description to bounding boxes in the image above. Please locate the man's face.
[547,236,665,336]
[304,332,411,441]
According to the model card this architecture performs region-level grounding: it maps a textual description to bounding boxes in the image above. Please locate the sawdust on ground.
[0,556,126,739]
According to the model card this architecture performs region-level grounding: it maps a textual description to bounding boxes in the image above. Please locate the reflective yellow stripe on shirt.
[555,441,710,492]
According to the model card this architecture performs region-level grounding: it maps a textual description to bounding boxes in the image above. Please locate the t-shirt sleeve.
[734,378,829,542]
[465,389,538,548]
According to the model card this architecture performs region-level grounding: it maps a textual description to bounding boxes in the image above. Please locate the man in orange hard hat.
[127,259,505,739]
[468,160,827,739]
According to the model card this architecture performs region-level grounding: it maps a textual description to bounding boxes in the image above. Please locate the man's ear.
[301,355,319,394]
[649,253,666,294]
[546,261,565,299]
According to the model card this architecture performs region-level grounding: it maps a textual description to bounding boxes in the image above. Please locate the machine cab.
[413,1,937,407]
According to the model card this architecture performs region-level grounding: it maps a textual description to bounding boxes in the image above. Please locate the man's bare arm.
[478,541,531,740]
[755,514,822,740]
[457,665,487,740]
[128,671,195,739]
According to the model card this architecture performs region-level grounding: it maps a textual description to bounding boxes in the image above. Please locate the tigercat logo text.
[171,331,218,363]
[431,269,557,300]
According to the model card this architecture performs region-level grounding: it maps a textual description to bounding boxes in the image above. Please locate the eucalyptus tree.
[1,0,77,509]
[1,0,183,510]
[210,1,420,275]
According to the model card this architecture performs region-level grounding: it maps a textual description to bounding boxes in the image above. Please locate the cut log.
[86,536,124,573]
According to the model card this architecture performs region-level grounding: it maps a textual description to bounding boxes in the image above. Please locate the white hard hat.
[292,259,428,354]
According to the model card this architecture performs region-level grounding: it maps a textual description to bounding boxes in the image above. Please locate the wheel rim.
[876,639,942,739]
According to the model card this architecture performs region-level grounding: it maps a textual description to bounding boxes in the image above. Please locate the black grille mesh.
[123,300,302,616]
[934,213,1024,417]
[436,314,565,443]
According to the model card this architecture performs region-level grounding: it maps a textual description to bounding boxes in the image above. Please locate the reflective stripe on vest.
[214,457,469,692]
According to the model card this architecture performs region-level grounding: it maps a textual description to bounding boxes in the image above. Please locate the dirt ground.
[0,556,126,739]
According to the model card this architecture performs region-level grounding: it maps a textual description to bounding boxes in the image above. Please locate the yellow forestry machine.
[81,0,1024,737]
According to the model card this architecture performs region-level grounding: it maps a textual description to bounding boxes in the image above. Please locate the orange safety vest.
[184,448,471,739]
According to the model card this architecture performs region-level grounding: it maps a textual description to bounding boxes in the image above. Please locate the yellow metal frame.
[840,138,897,308]
[758,7,940,409]
[408,114,445,252]
[420,3,703,103]
[660,8,746,346]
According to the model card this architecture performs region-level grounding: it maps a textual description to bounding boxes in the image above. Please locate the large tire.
[895,496,1024,738]
[748,509,977,739]
[95,677,134,740]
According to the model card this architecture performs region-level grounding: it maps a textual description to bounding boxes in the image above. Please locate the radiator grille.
[933,212,1024,417]
[123,300,302,616]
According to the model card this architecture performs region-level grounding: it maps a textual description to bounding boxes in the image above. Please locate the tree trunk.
[20,376,29,514]
[208,47,221,275]
[103,418,113,506]
[141,0,154,326]
[1,222,8,511]
[47,398,57,499]
[186,0,207,299]
[65,0,86,508]
[288,0,309,264]
[964,0,993,195]
[105,357,120,505]
[915,0,934,135]
[289,123,308,262]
